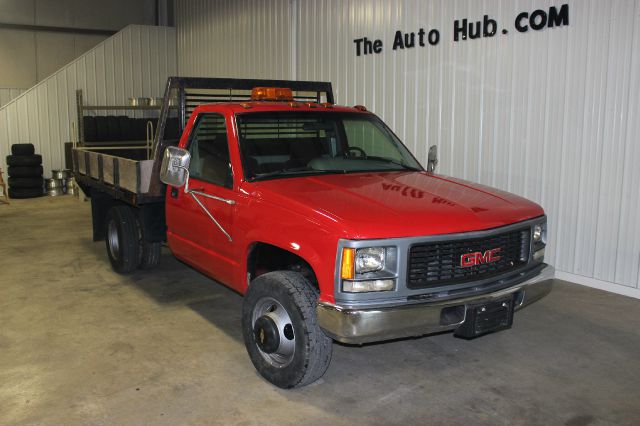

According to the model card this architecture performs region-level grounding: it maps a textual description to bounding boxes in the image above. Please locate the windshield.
[236,112,423,181]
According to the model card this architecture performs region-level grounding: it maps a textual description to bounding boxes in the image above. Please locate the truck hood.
[247,171,544,239]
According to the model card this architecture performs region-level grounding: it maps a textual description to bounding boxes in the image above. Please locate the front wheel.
[242,271,333,388]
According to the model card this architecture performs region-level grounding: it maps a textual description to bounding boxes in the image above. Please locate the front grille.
[407,228,531,289]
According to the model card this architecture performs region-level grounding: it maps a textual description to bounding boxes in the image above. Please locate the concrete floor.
[1,196,639,426]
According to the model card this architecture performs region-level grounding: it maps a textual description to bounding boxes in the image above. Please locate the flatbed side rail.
[72,147,159,205]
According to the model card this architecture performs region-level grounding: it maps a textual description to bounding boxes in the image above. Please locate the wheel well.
[247,243,319,289]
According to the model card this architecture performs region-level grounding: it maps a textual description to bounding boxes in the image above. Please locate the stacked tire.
[6,144,44,199]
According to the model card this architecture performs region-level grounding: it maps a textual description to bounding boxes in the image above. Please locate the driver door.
[166,112,239,285]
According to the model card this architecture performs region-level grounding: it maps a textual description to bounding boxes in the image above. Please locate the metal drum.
[66,177,77,195]
[51,169,70,180]
[45,178,64,189]
[47,188,65,196]
[45,178,65,196]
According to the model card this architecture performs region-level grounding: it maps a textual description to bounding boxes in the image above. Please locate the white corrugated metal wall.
[175,0,293,79]
[0,89,26,108]
[175,0,640,299]
[0,25,177,176]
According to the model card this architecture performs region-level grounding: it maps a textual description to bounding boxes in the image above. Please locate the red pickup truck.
[74,78,553,388]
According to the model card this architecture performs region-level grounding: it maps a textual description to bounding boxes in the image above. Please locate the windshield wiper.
[248,167,346,182]
[366,156,423,171]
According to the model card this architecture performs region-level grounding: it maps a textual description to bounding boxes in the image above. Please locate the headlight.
[533,225,543,243]
[355,247,385,274]
[532,222,546,262]
[339,245,398,292]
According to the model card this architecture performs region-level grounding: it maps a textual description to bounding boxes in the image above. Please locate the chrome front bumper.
[317,264,554,344]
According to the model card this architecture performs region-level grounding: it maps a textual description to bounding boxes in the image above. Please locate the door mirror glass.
[160,146,191,187]
[427,145,438,172]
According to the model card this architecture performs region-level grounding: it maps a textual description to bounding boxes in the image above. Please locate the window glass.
[343,119,404,162]
[238,115,339,174]
[187,113,232,188]
[236,112,422,180]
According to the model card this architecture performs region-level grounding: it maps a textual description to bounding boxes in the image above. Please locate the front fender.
[237,199,341,304]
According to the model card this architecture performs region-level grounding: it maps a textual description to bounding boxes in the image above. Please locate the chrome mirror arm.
[172,165,233,242]
[189,191,233,242]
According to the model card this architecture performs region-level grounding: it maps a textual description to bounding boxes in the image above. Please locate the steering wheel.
[345,146,367,159]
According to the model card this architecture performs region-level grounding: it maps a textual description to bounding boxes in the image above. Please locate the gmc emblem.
[460,248,502,267]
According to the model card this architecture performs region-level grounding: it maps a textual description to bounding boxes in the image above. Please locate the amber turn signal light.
[341,248,355,280]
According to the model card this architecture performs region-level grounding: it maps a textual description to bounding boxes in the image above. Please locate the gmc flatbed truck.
[73,77,554,388]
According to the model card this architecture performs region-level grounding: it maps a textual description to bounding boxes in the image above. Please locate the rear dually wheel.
[105,205,140,274]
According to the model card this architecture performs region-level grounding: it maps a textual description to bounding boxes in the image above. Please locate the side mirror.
[160,146,191,187]
[427,145,438,172]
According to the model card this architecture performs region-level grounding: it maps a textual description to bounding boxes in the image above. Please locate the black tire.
[106,116,120,141]
[6,154,42,167]
[8,187,43,199]
[11,143,35,156]
[8,177,44,188]
[118,116,134,141]
[8,165,43,178]
[83,116,97,142]
[242,271,333,388]
[105,205,140,274]
[134,118,147,140]
[95,116,108,142]
[133,214,161,269]
[139,241,161,269]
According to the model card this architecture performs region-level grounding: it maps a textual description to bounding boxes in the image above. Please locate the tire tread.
[11,143,35,156]
[139,241,161,269]
[8,187,43,199]
[278,271,333,387]
[8,177,44,188]
[7,165,43,178]
[6,154,42,167]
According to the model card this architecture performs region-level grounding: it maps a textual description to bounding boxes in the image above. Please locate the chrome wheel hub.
[252,297,295,367]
